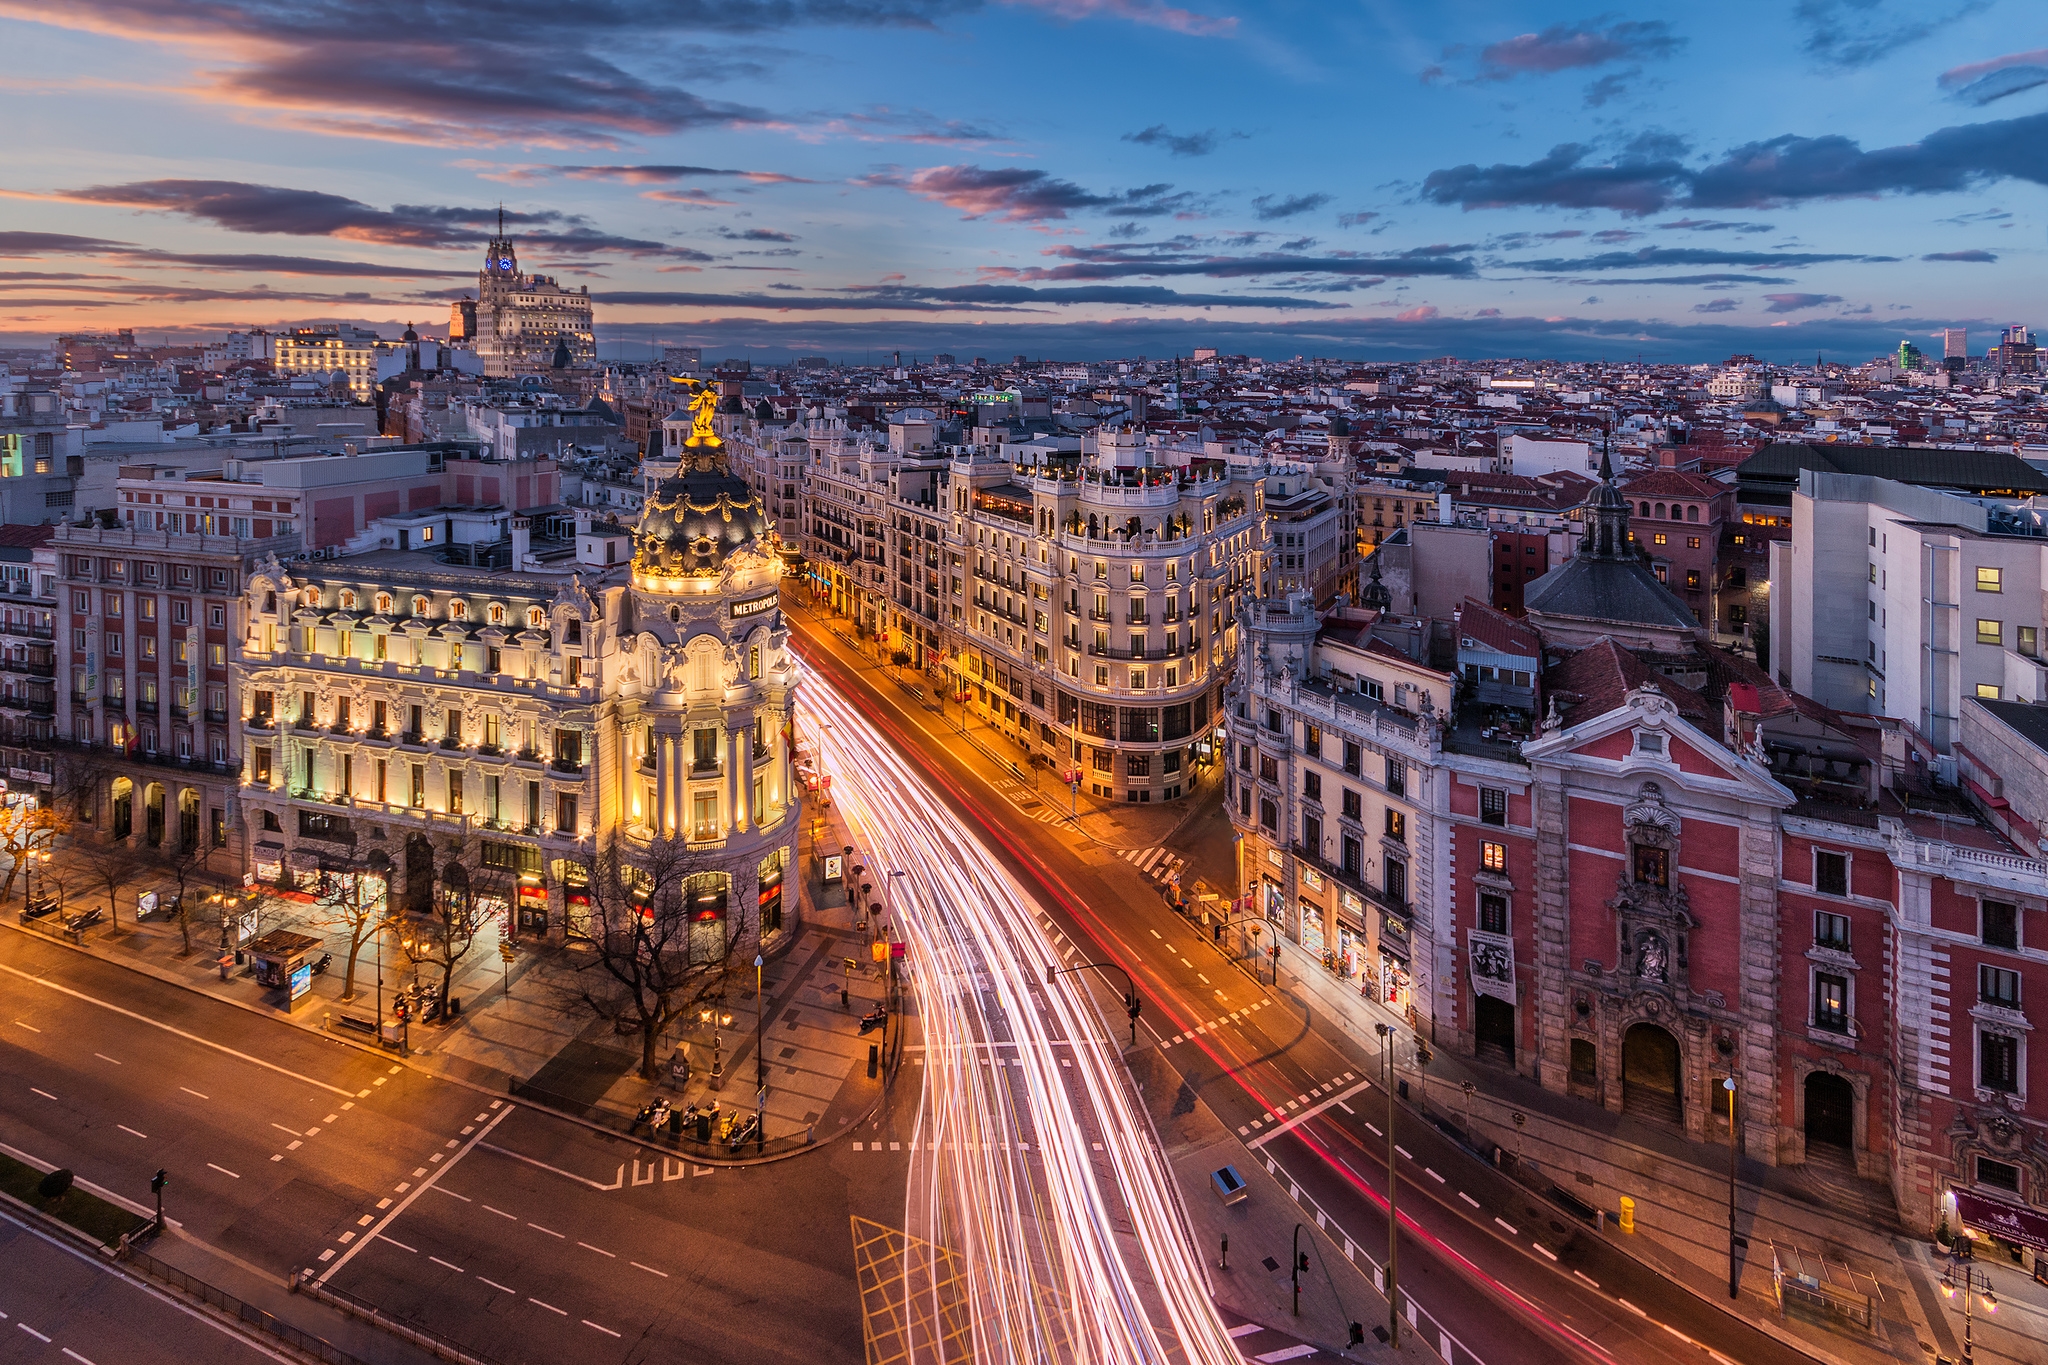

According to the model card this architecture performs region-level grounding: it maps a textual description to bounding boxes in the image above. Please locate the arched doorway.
[110,778,133,840]
[1622,1023,1682,1124]
[1474,996,1515,1065]
[143,783,165,846]
[404,834,435,915]
[178,789,200,850]
[1804,1072,1855,1154]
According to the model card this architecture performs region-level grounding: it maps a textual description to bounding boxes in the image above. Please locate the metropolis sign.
[731,593,778,619]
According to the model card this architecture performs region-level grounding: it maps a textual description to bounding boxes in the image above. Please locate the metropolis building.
[234,405,800,955]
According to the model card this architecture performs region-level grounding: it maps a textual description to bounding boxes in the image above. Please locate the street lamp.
[754,952,766,1152]
[1941,1258,1997,1362]
[1374,1021,1399,1349]
[1724,1076,1740,1299]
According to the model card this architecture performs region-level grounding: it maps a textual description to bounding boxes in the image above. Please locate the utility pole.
[755,953,767,1153]
[1724,1076,1739,1298]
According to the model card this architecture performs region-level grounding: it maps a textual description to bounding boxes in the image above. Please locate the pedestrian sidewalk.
[5,818,893,1164]
[1260,932,1968,1365]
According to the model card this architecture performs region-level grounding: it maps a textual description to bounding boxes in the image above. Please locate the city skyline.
[4,0,2047,361]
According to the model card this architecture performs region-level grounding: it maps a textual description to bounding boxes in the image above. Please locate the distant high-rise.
[1897,339,1925,372]
[1943,327,1968,360]
[473,215,595,377]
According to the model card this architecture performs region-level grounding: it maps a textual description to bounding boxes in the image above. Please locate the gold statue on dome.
[667,375,724,449]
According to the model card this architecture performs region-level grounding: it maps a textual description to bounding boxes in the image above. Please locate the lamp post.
[1724,1076,1740,1299]
[1941,1258,1997,1362]
[1374,1021,1399,1349]
[1045,960,1142,1047]
[754,953,767,1149]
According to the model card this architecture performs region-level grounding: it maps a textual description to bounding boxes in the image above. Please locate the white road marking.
[1573,1270,1600,1289]
[631,1262,668,1277]
[207,1163,240,1179]
[478,1277,515,1294]
[19,1324,51,1342]
[13,1021,38,1032]
[93,1053,120,1065]
[1457,1192,1479,1208]
[1535,1243,1557,1261]
[431,1257,464,1272]
[271,1124,301,1137]
[63,1349,97,1365]
[1249,1079,1373,1149]
[1494,1217,1518,1234]
[381,1235,417,1253]
[0,962,357,1097]
[117,1125,147,1139]
[528,1222,565,1238]
[1619,1298,1646,1317]
[29,1088,56,1100]
[483,1205,516,1220]
[528,1298,567,1316]
[1425,1168,1444,1182]
[179,1087,208,1099]
[582,1321,621,1338]
[319,1105,516,1285]
[578,1242,615,1257]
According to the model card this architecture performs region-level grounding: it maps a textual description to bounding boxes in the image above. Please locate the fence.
[117,1242,369,1365]
[292,1270,509,1365]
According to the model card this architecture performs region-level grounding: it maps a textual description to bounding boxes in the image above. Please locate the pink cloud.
[1396,304,1440,322]
[1001,0,1237,38]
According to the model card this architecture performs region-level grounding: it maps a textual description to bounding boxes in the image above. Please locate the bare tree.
[70,835,151,927]
[308,845,393,1003]
[145,831,224,955]
[47,747,112,829]
[395,826,505,1019]
[565,833,738,1081]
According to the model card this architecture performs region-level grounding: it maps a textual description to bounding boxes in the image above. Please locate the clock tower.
[481,206,518,287]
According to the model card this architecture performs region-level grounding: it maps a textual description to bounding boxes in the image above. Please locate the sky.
[2,0,2046,364]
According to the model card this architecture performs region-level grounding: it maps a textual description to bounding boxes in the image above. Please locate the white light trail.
[805,673,1240,1365]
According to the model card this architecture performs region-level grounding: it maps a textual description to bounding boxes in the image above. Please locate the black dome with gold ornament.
[634,452,773,577]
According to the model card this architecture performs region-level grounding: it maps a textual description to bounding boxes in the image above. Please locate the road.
[0,925,890,1365]
[791,607,1815,1365]
[0,1212,292,1365]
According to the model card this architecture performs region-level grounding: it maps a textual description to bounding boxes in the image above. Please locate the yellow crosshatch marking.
[850,1215,973,1365]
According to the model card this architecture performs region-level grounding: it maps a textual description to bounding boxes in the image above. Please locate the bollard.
[867,1043,879,1078]
[1618,1196,1635,1234]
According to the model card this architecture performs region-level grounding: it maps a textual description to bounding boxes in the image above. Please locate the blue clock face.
[498,257,512,269]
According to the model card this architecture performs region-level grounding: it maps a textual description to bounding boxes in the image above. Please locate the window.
[1634,845,1668,887]
[558,792,580,833]
[1385,809,1405,841]
[1303,771,1321,801]
[448,771,464,815]
[1653,532,1667,546]
[1478,893,1508,935]
[1259,754,1279,784]
[1981,965,2021,1007]
[1384,757,1405,796]
[1342,741,1361,776]
[409,764,425,807]
[1815,911,1850,950]
[1303,813,1321,850]
[1259,798,1277,831]
[1481,840,1506,872]
[1981,1031,2020,1093]
[1983,900,2019,949]
[2024,626,2039,657]
[1342,788,1361,820]
[1977,566,2003,593]
[1480,786,1507,826]
[1636,730,1664,754]
[252,747,272,782]
[1814,850,1848,896]
[1303,723,1320,757]
[1976,683,2002,700]
[1814,973,1849,1032]
[1687,536,1701,550]
[1342,835,1362,877]
[1977,618,2002,646]
[1977,1157,2021,1192]
[1384,858,1406,905]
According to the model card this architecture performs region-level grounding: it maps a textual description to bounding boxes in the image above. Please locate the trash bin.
[448,997,462,1017]
[1211,1165,1249,1206]
[667,1108,684,1138]
[696,1111,712,1142]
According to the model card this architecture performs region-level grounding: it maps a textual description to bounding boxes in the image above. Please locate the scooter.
[857,1005,888,1036]
[726,1112,761,1152]
[65,907,104,934]
[633,1098,672,1133]
[309,952,334,976]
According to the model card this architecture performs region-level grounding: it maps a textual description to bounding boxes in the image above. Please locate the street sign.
[499,942,516,962]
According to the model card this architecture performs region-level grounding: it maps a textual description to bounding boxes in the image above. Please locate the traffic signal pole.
[1044,961,1142,1046]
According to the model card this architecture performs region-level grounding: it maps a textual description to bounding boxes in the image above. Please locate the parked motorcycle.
[857,1006,888,1036]
[633,1098,672,1133]
[65,907,104,934]
[309,952,334,976]
[726,1113,761,1152]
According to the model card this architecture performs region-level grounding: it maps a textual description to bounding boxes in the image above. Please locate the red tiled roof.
[1455,597,1540,659]
[1617,469,1726,499]
[0,524,56,548]
[1543,638,1711,728]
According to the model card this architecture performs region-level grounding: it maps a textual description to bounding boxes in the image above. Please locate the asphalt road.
[792,609,1815,1365]
[0,1213,291,1365]
[0,923,903,1365]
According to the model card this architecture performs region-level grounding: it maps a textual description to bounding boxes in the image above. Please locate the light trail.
[805,674,1242,1364]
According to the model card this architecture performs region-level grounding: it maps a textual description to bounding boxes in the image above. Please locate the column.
[738,719,755,831]
[726,725,743,833]
[656,732,672,835]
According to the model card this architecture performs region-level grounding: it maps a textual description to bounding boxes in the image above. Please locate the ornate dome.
[634,458,772,577]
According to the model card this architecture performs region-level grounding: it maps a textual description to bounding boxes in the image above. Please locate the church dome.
[635,460,772,577]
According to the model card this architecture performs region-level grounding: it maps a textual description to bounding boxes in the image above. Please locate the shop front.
[1377,908,1413,1017]
[1334,889,1367,980]
[1950,1187,2048,1279]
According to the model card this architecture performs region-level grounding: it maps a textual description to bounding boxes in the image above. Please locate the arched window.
[527,606,546,629]
[1654,503,1667,520]
[339,589,357,610]
[412,595,431,617]
[449,600,467,620]
[300,587,320,607]
[375,592,392,614]
[488,604,505,625]
[1686,504,1699,522]
[1638,502,1650,517]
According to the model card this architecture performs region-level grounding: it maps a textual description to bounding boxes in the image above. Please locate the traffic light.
[394,999,409,1022]
[1297,1252,1310,1273]
[1125,994,1141,1022]
[151,1169,167,1195]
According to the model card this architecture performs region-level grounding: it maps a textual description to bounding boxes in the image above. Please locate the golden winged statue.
[667,375,724,449]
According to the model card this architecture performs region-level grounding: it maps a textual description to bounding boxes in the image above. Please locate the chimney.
[509,514,531,570]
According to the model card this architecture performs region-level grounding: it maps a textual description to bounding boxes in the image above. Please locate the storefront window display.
[1298,899,1325,955]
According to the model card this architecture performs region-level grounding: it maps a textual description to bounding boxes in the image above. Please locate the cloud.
[1123,124,1244,156]
[1337,211,1379,228]
[1761,292,1841,312]
[989,239,1476,281]
[867,164,1195,221]
[1395,304,1440,321]
[1512,246,1884,271]
[1420,141,1688,215]
[1922,248,1996,261]
[1795,0,1990,72]
[1692,298,1740,313]
[1423,109,2048,216]
[854,282,1328,308]
[1657,217,1773,233]
[1940,48,2048,105]
[0,1,1003,147]
[998,0,1238,37]
[1475,18,1681,78]
[548,164,815,185]
[808,107,1009,146]
[1251,192,1331,221]
[716,227,799,242]
[0,231,134,256]
[643,189,741,208]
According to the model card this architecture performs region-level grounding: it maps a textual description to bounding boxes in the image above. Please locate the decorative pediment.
[1625,781,1680,838]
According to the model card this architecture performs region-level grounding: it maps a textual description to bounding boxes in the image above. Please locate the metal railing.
[116,1243,370,1365]
[290,1270,509,1365]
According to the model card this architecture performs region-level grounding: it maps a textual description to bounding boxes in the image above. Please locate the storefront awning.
[1954,1188,2048,1252]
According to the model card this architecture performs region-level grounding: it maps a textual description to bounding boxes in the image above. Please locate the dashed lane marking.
[1457,1192,1479,1208]
[478,1277,515,1295]
[116,1125,146,1139]
[583,1321,620,1338]
[207,1163,239,1179]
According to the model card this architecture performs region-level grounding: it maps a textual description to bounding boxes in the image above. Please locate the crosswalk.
[995,777,1070,824]
[1163,998,1273,1047]
[1219,1308,1337,1362]
[1118,845,1186,883]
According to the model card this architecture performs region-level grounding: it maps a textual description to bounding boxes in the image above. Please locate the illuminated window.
[1977,618,2002,646]
[1977,683,2002,700]
[376,592,392,613]
[1481,840,1506,872]
[1977,566,2002,593]
[412,595,430,616]
[339,589,356,609]
[489,604,505,625]
[1653,533,1667,546]
[528,607,546,628]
